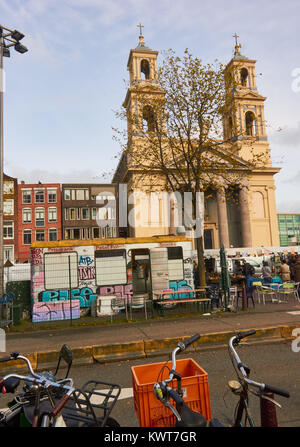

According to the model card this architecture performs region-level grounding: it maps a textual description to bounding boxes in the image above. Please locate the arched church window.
[245,111,256,136]
[241,68,249,87]
[142,105,156,132]
[141,59,150,80]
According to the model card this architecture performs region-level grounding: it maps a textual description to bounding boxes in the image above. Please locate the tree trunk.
[196,235,206,286]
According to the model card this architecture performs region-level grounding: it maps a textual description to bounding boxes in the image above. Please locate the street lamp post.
[0,25,28,297]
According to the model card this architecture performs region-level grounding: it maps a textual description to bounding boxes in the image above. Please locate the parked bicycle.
[0,345,121,427]
[227,329,290,427]
[152,334,222,427]
[150,331,290,427]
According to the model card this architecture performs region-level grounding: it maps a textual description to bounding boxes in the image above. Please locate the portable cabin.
[30,236,194,322]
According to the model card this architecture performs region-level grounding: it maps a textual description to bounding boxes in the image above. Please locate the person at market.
[262,260,272,284]
[242,259,255,302]
[280,260,291,282]
[291,257,300,284]
[193,261,200,289]
[233,260,243,275]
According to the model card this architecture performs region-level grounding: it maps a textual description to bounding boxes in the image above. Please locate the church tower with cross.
[113,30,280,248]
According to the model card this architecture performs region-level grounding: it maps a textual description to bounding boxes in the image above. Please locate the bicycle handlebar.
[263,383,290,398]
[229,330,290,399]
[181,333,200,350]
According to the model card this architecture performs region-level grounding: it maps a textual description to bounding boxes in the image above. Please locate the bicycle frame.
[228,330,289,427]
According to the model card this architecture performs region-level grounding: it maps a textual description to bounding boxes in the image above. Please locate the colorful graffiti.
[41,287,97,307]
[31,248,43,266]
[78,266,95,281]
[78,256,94,266]
[32,299,80,322]
[168,280,193,299]
[99,284,132,301]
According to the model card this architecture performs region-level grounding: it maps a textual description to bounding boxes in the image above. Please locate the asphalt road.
[1,340,300,427]
[70,340,300,427]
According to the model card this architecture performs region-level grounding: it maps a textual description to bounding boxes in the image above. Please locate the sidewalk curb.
[0,324,298,373]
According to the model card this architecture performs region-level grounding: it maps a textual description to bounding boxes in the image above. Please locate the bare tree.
[113,49,266,285]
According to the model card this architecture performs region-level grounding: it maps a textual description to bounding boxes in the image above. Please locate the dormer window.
[141,59,150,80]
[241,68,249,87]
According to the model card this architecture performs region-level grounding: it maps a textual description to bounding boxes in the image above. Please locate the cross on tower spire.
[233,33,242,55]
[137,23,144,36]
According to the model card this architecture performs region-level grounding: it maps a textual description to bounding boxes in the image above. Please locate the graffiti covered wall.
[30,240,194,321]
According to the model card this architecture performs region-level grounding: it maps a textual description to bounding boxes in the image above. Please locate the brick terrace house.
[62,184,118,240]
[17,182,62,263]
[3,173,18,263]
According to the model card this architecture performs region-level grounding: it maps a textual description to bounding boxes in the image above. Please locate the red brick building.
[17,182,62,263]
[3,174,18,263]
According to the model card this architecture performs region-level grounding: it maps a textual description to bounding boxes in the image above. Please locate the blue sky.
[1,0,300,212]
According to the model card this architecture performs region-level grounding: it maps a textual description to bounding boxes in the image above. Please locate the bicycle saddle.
[175,402,207,427]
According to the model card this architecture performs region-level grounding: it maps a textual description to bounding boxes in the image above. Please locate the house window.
[64,189,71,200]
[49,228,57,241]
[70,208,75,220]
[4,199,14,215]
[73,228,80,239]
[36,230,45,241]
[93,227,100,238]
[76,208,81,220]
[23,208,32,224]
[23,230,32,245]
[76,189,85,200]
[82,208,89,220]
[3,221,13,239]
[48,190,57,203]
[65,229,71,240]
[4,246,13,262]
[35,190,45,203]
[82,228,90,239]
[92,208,97,220]
[48,207,57,222]
[35,208,45,227]
[64,208,68,220]
[22,190,31,204]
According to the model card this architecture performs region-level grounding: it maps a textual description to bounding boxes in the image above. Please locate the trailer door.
[150,248,169,299]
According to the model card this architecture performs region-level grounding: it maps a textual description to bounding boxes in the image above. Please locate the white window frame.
[23,229,32,245]
[3,221,14,239]
[22,190,32,204]
[22,208,32,224]
[36,229,45,242]
[48,189,57,203]
[48,207,57,223]
[35,207,45,227]
[49,228,58,241]
[35,190,45,204]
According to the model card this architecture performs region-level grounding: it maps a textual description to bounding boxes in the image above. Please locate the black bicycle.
[0,345,121,427]
[228,330,290,427]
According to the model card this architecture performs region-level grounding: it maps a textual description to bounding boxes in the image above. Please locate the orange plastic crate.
[131,358,211,427]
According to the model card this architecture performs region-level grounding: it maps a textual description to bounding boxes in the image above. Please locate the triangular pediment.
[235,89,266,101]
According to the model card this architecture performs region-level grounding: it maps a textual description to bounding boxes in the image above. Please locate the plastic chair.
[261,285,277,304]
[113,297,128,320]
[277,282,300,303]
[228,286,238,310]
[129,294,152,320]
[252,281,263,304]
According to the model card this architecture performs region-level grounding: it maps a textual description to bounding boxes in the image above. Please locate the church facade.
[113,32,280,249]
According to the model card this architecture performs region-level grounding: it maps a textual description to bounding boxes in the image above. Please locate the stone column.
[239,186,252,247]
[216,189,230,248]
